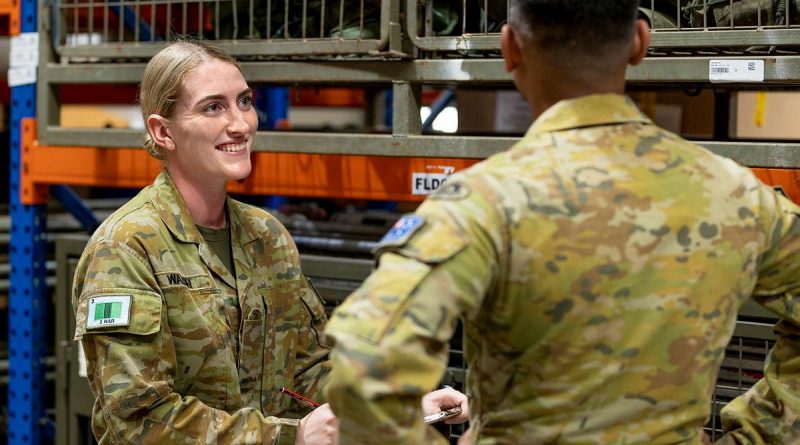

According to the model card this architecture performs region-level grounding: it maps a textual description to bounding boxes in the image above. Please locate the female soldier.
[71,40,337,445]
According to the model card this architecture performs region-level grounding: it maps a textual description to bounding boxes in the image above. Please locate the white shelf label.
[9,32,39,67]
[709,60,764,83]
[8,65,36,87]
[412,173,450,195]
[8,32,39,86]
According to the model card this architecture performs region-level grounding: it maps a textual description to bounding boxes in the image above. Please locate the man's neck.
[523,64,627,120]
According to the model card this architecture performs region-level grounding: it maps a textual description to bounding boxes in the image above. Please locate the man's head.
[508,0,640,61]
[502,0,649,112]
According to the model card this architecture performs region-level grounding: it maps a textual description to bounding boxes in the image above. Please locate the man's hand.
[296,403,338,445]
[421,387,470,424]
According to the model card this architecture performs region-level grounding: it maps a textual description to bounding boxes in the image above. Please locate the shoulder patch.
[375,215,426,251]
[430,181,471,201]
[86,295,132,329]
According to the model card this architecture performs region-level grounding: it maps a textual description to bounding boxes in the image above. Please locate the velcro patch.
[86,295,132,329]
[429,180,470,201]
[375,215,426,252]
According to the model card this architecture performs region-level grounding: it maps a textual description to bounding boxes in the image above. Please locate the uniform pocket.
[260,279,303,411]
[162,285,235,408]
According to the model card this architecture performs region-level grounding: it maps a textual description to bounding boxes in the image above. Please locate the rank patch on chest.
[86,295,132,329]
[376,215,426,249]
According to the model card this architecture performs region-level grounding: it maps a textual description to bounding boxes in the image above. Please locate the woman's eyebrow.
[194,88,253,106]
[194,94,225,106]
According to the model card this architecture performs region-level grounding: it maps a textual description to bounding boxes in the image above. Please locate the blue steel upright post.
[9,0,47,442]
[257,87,289,210]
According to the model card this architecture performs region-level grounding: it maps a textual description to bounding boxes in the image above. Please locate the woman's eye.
[239,96,253,109]
[204,103,221,112]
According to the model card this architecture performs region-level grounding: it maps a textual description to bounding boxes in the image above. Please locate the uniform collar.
[149,170,259,246]
[526,94,652,137]
[150,169,202,244]
[226,195,259,245]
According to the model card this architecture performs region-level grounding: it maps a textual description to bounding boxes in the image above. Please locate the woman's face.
[167,58,258,186]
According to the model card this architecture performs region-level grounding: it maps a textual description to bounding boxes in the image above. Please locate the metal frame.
[20,2,800,442]
[29,129,800,168]
[54,235,96,445]
[405,0,502,53]
[19,135,484,201]
[50,0,393,59]
[405,0,800,53]
[32,0,800,164]
[9,0,48,442]
[34,57,800,167]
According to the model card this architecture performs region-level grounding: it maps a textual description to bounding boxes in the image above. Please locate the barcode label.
[709,60,764,83]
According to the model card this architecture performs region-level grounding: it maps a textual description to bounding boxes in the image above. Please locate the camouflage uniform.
[323,94,800,445]
[73,170,330,445]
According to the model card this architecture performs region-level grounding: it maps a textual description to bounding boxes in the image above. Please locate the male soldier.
[323,1,800,444]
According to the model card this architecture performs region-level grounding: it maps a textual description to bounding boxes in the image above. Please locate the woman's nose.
[227,107,252,134]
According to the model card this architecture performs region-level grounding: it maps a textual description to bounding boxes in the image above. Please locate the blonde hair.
[139,39,241,159]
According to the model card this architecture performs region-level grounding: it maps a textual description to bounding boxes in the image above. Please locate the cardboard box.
[456,89,532,134]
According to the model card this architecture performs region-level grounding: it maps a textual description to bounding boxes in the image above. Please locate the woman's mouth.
[216,141,247,152]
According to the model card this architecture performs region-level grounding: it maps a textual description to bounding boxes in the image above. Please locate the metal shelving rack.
[10,0,800,443]
[9,0,47,440]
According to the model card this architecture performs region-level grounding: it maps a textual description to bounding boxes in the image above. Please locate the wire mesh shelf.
[52,0,391,60]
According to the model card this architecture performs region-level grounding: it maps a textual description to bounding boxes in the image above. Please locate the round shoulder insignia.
[430,181,471,201]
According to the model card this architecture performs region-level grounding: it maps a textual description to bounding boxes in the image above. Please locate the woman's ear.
[146,114,174,152]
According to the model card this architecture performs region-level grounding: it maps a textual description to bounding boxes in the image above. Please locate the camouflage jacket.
[323,94,800,445]
[73,170,330,445]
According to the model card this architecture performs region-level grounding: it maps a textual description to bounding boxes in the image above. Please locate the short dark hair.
[510,0,640,56]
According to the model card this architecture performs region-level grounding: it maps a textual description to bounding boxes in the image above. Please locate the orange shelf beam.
[20,119,800,206]
[20,118,479,204]
[752,168,800,205]
[0,0,20,35]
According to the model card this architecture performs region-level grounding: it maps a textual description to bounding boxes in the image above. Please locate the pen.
[280,386,321,409]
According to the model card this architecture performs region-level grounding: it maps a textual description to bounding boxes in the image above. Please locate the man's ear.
[501,24,523,73]
[628,19,651,66]
[146,114,174,152]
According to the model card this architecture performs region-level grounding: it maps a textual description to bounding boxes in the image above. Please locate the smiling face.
[162,58,258,190]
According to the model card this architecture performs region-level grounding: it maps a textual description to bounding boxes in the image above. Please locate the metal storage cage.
[406,0,506,53]
[406,0,800,54]
[33,0,800,165]
[51,0,392,58]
